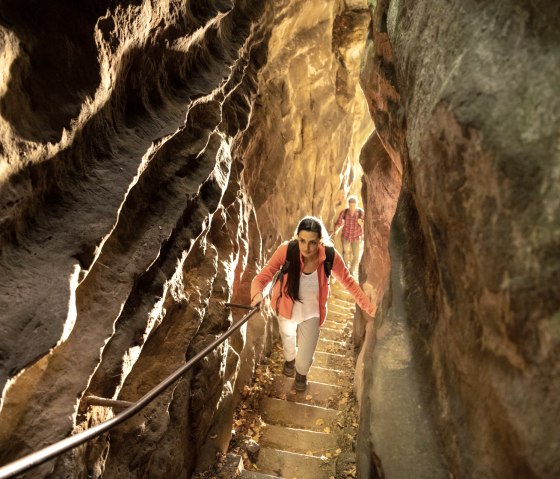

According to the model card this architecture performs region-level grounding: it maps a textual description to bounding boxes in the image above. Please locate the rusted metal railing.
[0,301,262,479]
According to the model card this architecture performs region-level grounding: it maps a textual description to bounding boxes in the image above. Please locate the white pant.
[277,316,320,376]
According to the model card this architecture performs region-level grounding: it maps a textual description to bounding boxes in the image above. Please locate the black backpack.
[344,208,363,220]
[281,239,335,278]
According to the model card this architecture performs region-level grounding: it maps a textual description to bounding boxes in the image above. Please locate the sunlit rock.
[1,0,557,477]
[0,1,270,476]
[240,0,372,246]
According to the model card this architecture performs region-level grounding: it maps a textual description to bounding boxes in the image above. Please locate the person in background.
[250,216,374,392]
[334,195,364,275]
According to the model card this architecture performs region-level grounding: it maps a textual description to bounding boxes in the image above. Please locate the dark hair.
[296,216,325,237]
[285,216,327,302]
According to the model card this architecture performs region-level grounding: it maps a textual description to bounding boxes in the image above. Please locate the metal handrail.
[0,302,262,479]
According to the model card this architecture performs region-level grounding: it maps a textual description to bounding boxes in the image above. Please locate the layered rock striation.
[2,0,558,477]
[0,0,273,476]
[0,0,373,477]
[356,0,560,478]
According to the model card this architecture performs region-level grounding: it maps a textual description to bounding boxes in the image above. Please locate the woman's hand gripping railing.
[0,297,266,479]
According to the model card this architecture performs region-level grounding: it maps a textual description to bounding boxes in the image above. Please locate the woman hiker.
[250,216,375,392]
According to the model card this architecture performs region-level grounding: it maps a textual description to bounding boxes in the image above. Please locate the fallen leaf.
[324,427,331,433]
[315,418,325,426]
[305,394,313,400]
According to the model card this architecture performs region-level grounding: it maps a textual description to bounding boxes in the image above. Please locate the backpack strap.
[345,208,364,220]
[323,246,335,278]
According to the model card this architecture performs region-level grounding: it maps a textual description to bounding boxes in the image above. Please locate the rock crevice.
[1,0,559,478]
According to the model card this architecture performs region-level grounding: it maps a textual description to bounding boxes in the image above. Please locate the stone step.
[331,281,353,292]
[270,376,344,408]
[328,311,353,323]
[329,301,356,316]
[330,289,354,301]
[329,293,352,303]
[319,327,345,341]
[316,337,347,355]
[260,398,341,431]
[314,351,347,369]
[240,470,283,479]
[260,424,338,456]
[255,447,335,479]
[331,294,353,304]
[321,320,345,331]
[308,366,344,386]
[222,454,282,479]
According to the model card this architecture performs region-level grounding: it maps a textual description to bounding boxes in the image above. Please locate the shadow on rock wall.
[356,0,560,478]
[0,0,273,477]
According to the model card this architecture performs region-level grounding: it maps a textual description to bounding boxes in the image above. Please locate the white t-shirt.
[291,269,320,323]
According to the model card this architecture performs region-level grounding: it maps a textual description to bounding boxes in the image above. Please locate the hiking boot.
[283,359,295,377]
[294,372,307,391]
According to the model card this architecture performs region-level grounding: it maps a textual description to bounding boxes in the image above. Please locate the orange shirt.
[251,242,375,325]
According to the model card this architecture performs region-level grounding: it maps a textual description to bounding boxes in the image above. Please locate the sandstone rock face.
[240,0,373,246]
[356,0,560,477]
[0,0,374,477]
[0,0,274,477]
[3,0,556,477]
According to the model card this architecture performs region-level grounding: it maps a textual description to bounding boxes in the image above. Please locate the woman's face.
[297,230,321,259]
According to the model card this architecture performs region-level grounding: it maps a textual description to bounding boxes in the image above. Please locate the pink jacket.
[250,242,375,325]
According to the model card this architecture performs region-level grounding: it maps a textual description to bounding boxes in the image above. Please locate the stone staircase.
[237,282,358,479]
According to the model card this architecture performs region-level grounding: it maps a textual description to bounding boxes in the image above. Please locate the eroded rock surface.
[1,0,558,477]
[240,0,373,247]
[0,0,273,476]
[356,0,560,478]
[0,0,372,477]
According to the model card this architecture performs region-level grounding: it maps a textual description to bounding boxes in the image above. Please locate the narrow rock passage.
[215,282,360,479]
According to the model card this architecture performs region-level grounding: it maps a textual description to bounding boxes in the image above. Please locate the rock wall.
[356,0,560,477]
[0,0,375,477]
[3,0,557,477]
[239,0,373,247]
[0,0,275,477]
